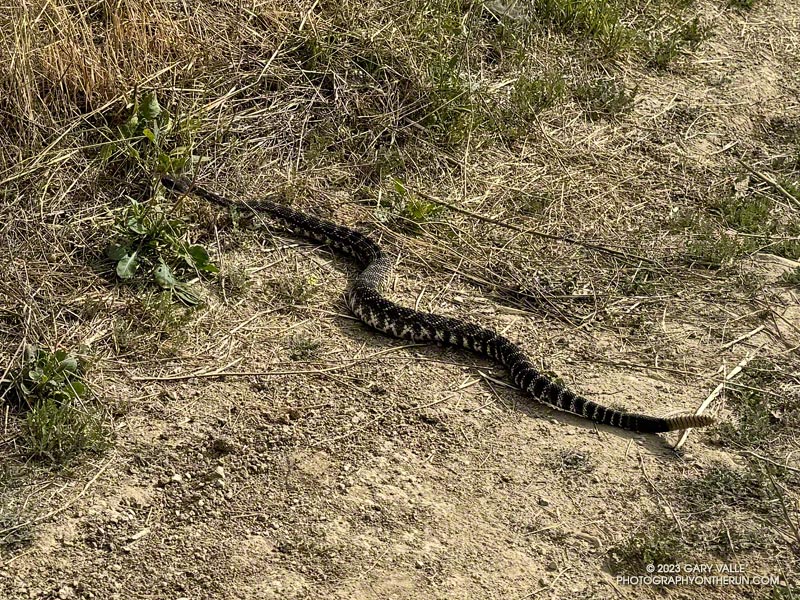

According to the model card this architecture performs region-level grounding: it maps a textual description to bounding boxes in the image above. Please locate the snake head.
[161,175,190,194]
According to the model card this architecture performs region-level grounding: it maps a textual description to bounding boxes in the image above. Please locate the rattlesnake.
[162,176,714,434]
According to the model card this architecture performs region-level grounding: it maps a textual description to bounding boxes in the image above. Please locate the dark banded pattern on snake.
[162,176,714,434]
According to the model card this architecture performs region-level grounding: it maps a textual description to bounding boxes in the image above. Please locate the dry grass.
[1,0,800,598]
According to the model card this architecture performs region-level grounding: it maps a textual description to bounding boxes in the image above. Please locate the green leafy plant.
[22,397,108,463]
[680,465,773,516]
[376,179,444,233]
[9,345,87,408]
[108,191,218,304]
[716,359,785,448]
[400,196,444,224]
[220,266,252,299]
[5,345,108,463]
[778,177,800,203]
[100,92,201,174]
[99,93,216,304]
[0,514,34,551]
[678,16,709,50]
[716,389,775,448]
[648,36,681,70]
[111,291,196,356]
[770,222,800,260]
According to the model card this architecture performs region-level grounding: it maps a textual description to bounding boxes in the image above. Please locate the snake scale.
[162,176,714,434]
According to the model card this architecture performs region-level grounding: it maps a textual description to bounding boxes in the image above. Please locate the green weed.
[519,192,554,215]
[678,16,709,49]
[716,359,791,449]
[287,334,322,361]
[715,195,773,234]
[100,94,216,305]
[289,32,335,72]
[510,72,567,116]
[99,92,202,175]
[687,189,800,265]
[8,345,88,409]
[108,187,218,305]
[716,389,775,448]
[646,17,710,69]
[485,19,527,67]
[139,290,196,335]
[778,178,800,204]
[111,291,196,354]
[22,397,108,463]
[667,206,700,234]
[377,179,444,233]
[770,222,800,260]
[608,519,684,575]
[685,223,754,268]
[648,36,682,70]
[620,269,658,296]
[530,0,636,57]
[422,56,482,146]
[676,460,799,566]
[780,267,800,285]
[556,449,594,474]
[273,274,320,305]
[740,357,779,385]
[4,346,108,463]
[399,196,444,224]
[679,465,773,519]
[703,520,774,558]
[0,514,34,551]
[220,267,251,299]
[573,78,637,119]
[771,585,800,599]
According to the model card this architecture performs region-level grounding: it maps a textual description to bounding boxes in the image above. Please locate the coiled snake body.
[163,177,714,434]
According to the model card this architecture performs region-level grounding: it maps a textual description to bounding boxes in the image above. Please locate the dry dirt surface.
[1,0,799,599]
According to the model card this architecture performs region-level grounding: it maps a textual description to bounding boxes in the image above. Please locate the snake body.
[163,176,714,434]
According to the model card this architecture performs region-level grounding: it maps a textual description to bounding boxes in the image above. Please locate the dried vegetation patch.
[1,0,799,598]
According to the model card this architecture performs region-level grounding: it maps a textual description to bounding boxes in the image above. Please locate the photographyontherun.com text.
[617,563,780,587]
